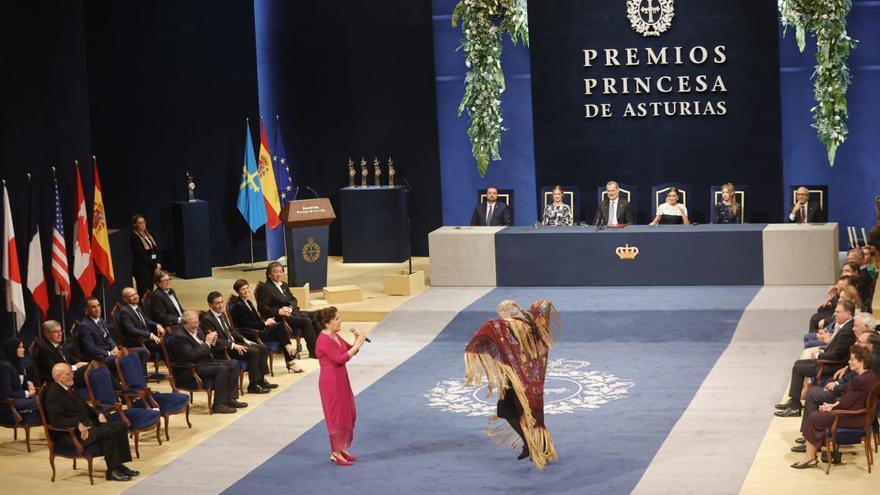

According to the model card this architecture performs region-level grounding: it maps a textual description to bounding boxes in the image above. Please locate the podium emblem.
[615,244,639,260]
[302,236,321,263]
[627,0,674,37]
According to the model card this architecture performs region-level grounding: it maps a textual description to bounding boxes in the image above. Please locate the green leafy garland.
[779,0,858,165]
[452,0,528,177]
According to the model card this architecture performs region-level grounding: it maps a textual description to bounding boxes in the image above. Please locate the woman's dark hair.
[233,279,249,294]
[850,343,874,368]
[866,332,880,353]
[667,187,680,197]
[0,337,24,372]
[314,306,338,330]
[844,261,860,274]
[130,214,145,228]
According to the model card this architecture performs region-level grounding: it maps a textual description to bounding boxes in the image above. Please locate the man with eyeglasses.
[788,186,825,223]
[150,270,185,327]
[35,320,89,386]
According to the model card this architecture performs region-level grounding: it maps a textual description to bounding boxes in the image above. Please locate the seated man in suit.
[470,186,512,226]
[172,310,246,414]
[200,291,274,394]
[117,287,166,375]
[35,320,89,387]
[847,248,874,312]
[150,270,185,327]
[788,186,826,223]
[255,261,318,359]
[78,296,150,371]
[594,180,633,225]
[775,299,857,417]
[44,363,138,481]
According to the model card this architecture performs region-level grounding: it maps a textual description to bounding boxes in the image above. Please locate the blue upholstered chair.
[116,348,190,441]
[159,333,215,414]
[110,301,163,381]
[822,380,880,474]
[227,297,287,377]
[651,183,691,212]
[36,387,105,484]
[0,397,42,452]
[84,363,161,458]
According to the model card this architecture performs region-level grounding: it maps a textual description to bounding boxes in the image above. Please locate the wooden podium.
[281,198,336,290]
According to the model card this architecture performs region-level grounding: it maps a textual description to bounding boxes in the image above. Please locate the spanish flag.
[258,119,282,228]
[90,157,114,284]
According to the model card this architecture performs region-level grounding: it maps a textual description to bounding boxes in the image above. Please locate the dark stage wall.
[528,0,783,224]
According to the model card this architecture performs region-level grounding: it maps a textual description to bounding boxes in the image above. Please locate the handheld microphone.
[350,328,371,343]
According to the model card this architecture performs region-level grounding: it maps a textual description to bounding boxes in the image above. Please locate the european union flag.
[274,117,295,202]
[237,122,267,233]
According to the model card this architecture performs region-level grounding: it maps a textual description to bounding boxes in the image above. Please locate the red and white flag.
[72,162,96,297]
[26,179,48,318]
[2,184,26,331]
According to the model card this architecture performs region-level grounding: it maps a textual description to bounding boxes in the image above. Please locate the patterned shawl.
[464,299,560,470]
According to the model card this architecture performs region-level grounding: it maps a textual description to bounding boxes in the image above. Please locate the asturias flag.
[90,157,114,284]
[2,183,26,330]
[72,162,96,297]
[258,119,282,228]
[237,121,267,233]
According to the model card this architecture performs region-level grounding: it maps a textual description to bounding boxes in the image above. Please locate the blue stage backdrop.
[527,0,782,224]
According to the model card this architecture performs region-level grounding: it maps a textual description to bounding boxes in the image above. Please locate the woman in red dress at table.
[315,306,368,466]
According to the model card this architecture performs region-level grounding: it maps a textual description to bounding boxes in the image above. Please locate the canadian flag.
[72,162,96,297]
[2,184,26,331]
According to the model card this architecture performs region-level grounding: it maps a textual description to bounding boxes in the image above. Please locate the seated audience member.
[172,310,245,414]
[649,187,689,225]
[775,300,857,417]
[470,186,512,226]
[594,180,633,226]
[861,244,879,280]
[229,278,303,373]
[792,317,879,452]
[45,363,139,481]
[789,344,877,469]
[711,182,742,224]
[803,285,861,350]
[118,287,166,374]
[255,262,318,359]
[806,275,854,332]
[150,271,185,327]
[78,296,150,370]
[200,291,275,393]
[541,185,572,226]
[847,248,874,312]
[0,337,37,413]
[35,320,88,387]
[787,186,826,223]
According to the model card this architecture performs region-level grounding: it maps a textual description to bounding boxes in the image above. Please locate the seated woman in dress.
[228,279,303,373]
[541,185,572,226]
[861,245,879,280]
[649,187,689,225]
[711,183,742,224]
[0,337,37,413]
[791,344,877,469]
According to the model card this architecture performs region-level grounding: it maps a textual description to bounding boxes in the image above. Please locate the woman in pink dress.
[315,306,367,466]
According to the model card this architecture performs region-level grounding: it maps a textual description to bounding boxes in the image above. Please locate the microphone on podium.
[350,328,371,343]
[304,185,320,198]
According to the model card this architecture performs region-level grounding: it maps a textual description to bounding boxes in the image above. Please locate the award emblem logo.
[615,244,639,260]
[302,236,321,263]
[627,0,674,37]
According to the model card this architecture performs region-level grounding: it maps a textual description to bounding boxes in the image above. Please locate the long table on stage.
[428,223,839,287]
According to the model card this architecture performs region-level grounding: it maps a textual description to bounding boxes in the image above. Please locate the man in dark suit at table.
[775,299,856,417]
[172,310,245,414]
[150,270,184,327]
[470,186,512,226]
[787,186,826,223]
[35,320,89,387]
[44,363,138,481]
[594,180,634,225]
[255,261,317,359]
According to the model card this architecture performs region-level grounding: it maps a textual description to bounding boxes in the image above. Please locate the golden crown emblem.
[615,244,639,260]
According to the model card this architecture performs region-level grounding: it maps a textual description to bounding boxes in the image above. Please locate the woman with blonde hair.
[541,185,572,226]
[712,183,741,224]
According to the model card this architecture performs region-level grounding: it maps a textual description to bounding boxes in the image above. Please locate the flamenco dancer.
[464,299,559,470]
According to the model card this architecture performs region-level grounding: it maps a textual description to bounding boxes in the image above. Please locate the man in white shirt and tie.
[470,186,513,226]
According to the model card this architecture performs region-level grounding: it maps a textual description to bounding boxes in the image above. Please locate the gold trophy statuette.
[373,157,381,186]
[359,157,368,187]
[387,157,395,187]
[348,158,356,187]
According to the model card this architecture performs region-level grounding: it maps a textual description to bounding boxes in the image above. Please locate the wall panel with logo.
[528,0,782,223]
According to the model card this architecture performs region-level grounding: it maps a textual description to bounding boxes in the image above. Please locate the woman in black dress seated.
[0,337,37,413]
[649,187,690,225]
[712,183,742,224]
[790,344,877,469]
[228,279,303,373]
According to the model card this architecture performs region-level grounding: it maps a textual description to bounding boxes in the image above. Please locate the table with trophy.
[339,157,410,263]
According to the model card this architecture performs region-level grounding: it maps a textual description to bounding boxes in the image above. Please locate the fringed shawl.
[464,300,560,470]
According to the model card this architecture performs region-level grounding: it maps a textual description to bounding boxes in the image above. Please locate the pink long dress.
[316,332,356,452]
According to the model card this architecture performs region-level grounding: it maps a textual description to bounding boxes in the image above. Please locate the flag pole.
[249,230,255,268]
